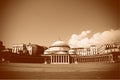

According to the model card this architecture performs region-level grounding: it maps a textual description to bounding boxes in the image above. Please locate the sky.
[69,29,120,48]
[0,0,120,48]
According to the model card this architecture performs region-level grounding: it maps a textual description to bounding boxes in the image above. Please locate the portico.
[44,40,70,64]
[51,54,69,64]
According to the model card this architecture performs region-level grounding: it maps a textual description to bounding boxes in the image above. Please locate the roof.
[50,40,69,47]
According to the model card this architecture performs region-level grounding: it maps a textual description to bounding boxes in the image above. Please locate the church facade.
[44,40,70,64]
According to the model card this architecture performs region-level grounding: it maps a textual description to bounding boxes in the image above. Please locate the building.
[73,48,90,56]
[68,42,120,63]
[12,44,26,54]
[90,45,98,55]
[98,42,120,54]
[98,42,120,62]
[44,40,70,64]
[70,45,97,56]
[26,43,47,56]
[12,43,47,56]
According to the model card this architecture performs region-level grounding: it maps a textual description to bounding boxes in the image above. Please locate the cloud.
[68,29,120,48]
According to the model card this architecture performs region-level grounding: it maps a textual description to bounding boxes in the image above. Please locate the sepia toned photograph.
[0,0,120,79]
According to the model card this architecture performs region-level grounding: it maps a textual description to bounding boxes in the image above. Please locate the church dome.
[44,40,70,54]
[50,40,69,47]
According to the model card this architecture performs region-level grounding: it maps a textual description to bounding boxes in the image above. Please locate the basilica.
[44,40,70,64]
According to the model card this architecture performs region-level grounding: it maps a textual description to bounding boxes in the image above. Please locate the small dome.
[69,49,76,54]
[50,40,69,47]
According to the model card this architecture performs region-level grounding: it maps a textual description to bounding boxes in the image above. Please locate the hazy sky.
[0,0,119,48]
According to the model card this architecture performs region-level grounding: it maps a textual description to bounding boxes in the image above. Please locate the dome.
[44,40,70,54]
[50,40,69,47]
[69,49,76,54]
[45,47,69,52]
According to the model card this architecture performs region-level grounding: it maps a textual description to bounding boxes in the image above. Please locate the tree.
[0,41,5,53]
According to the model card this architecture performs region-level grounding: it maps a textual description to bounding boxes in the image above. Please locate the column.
[61,55,62,63]
[65,55,67,63]
[110,54,114,62]
[57,55,60,63]
[54,55,57,63]
[64,55,66,63]
[63,55,64,63]
[60,55,61,63]
[53,55,54,63]
[68,55,69,63]
[51,55,52,64]
[56,55,57,63]
[67,55,68,63]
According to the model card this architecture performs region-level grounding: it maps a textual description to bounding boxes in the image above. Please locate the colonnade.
[51,54,69,64]
[76,54,114,63]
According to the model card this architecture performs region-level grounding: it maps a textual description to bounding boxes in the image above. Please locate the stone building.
[90,45,98,55]
[12,43,47,56]
[44,40,70,64]
[12,44,25,54]
[98,42,120,62]
[98,42,120,54]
